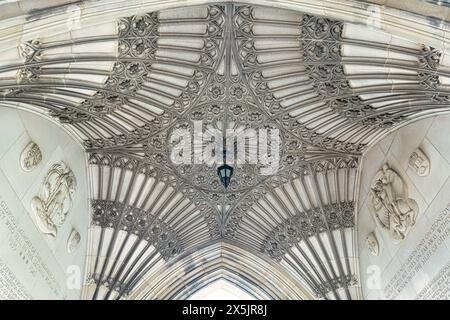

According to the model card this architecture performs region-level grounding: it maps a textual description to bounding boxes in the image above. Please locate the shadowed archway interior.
[1,1,449,300]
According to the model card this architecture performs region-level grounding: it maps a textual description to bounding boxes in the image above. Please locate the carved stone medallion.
[67,228,81,253]
[31,162,77,238]
[369,164,419,242]
[366,232,379,256]
[408,148,430,177]
[20,141,42,172]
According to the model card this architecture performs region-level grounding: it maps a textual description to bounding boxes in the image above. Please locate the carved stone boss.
[31,162,77,238]
[369,164,419,242]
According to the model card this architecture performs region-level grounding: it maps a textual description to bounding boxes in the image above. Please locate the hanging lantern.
[217,163,234,189]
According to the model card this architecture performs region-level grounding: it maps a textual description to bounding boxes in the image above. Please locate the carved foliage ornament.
[20,141,42,172]
[31,162,77,238]
[17,40,42,82]
[369,164,418,242]
[329,97,404,129]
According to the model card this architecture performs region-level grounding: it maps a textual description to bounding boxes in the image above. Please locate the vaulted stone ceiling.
[0,1,449,300]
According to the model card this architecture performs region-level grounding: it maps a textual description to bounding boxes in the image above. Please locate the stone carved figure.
[366,232,379,256]
[408,148,430,177]
[31,162,77,238]
[20,141,42,172]
[67,228,81,253]
[369,164,419,242]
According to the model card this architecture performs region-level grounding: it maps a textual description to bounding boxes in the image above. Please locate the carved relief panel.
[31,162,77,238]
[369,164,419,242]
[67,228,81,254]
[20,142,42,172]
[409,148,431,177]
[366,232,379,256]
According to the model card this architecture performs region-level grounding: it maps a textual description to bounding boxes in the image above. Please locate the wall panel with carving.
[357,115,450,300]
[0,108,89,299]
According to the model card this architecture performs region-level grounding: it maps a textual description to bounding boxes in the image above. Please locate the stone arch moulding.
[126,241,314,300]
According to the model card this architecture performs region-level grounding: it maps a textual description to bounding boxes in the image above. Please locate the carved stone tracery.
[92,199,182,259]
[4,2,449,300]
[263,201,355,261]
